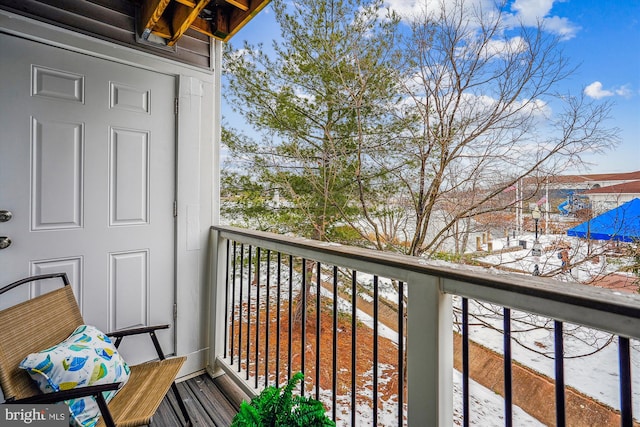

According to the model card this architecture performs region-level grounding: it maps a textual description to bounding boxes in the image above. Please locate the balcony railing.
[208,225,640,426]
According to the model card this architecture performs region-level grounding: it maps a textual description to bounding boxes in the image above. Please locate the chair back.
[0,275,84,400]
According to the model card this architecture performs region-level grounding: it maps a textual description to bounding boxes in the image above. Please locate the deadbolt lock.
[0,210,12,222]
[0,236,11,249]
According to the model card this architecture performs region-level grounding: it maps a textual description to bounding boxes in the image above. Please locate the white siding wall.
[589,193,638,214]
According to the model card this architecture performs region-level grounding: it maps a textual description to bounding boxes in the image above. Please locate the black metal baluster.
[351,270,357,427]
[301,258,307,397]
[255,247,261,388]
[332,266,338,422]
[619,336,632,427]
[463,298,469,427]
[373,275,379,426]
[276,252,282,387]
[246,246,252,381]
[265,249,271,387]
[288,255,293,382]
[554,320,565,427]
[316,261,321,401]
[398,281,404,426]
[504,307,512,427]
[238,244,244,373]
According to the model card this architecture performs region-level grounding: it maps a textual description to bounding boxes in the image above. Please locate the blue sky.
[224,0,640,174]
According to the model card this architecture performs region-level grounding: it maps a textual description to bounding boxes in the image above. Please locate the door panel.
[30,257,83,301]
[0,34,176,363]
[109,249,149,331]
[31,117,84,229]
[109,127,150,226]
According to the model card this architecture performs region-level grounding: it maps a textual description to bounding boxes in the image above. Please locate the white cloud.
[385,0,579,40]
[511,0,554,25]
[509,0,579,40]
[584,81,635,100]
[383,0,421,18]
[584,81,613,99]
[615,85,633,98]
[385,0,501,24]
[541,15,579,40]
[481,36,528,59]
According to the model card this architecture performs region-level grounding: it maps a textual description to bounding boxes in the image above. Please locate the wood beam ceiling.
[139,0,270,44]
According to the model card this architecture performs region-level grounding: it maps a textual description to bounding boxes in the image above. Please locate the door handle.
[0,236,11,249]
[0,210,12,222]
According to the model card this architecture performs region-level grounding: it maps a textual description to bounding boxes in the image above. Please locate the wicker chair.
[0,273,191,427]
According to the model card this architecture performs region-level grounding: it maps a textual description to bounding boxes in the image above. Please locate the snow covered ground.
[316,367,545,426]
[472,232,640,417]
[323,286,547,426]
[476,231,635,283]
[459,297,640,417]
[453,370,545,427]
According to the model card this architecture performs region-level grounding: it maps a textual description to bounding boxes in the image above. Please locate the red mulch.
[230,297,404,415]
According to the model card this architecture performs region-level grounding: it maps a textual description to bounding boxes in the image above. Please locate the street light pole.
[532,206,542,275]
[532,205,541,239]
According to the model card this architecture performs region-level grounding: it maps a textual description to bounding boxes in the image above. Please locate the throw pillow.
[19,324,130,427]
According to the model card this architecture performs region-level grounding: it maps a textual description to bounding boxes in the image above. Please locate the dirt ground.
[231,299,402,405]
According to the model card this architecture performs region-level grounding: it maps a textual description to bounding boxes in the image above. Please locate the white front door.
[0,34,176,363]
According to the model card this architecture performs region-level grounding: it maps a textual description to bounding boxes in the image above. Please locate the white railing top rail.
[212,225,640,339]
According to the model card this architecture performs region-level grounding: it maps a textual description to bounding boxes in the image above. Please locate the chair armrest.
[107,324,170,359]
[10,384,121,427]
[11,383,122,404]
[107,324,169,339]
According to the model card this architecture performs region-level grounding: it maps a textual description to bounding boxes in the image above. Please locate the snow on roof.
[583,180,640,195]
[525,170,640,185]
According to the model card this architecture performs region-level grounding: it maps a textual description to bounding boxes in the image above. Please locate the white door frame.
[0,10,218,377]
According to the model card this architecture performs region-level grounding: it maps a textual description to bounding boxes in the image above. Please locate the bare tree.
[360,0,619,257]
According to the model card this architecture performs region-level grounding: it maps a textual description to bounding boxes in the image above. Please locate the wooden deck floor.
[151,373,249,427]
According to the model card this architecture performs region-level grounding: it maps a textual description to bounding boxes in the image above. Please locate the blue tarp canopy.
[567,198,640,242]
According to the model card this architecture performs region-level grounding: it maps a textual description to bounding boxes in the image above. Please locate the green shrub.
[231,372,335,427]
